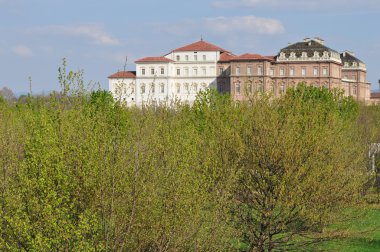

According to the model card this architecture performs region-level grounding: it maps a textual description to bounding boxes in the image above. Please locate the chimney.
[314,37,325,45]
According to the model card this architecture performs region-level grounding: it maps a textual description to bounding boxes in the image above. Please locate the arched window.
[151,83,155,93]
[141,83,146,94]
[247,82,253,94]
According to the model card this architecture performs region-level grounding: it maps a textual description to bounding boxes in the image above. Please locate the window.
[193,68,198,76]
[235,82,241,95]
[257,82,264,93]
[247,66,252,75]
[203,55,206,61]
[193,83,198,93]
[185,83,190,93]
[236,67,240,76]
[301,67,306,76]
[247,83,253,94]
[160,83,165,93]
[257,66,263,75]
[280,68,285,76]
[151,68,155,75]
[313,67,318,76]
[176,83,181,94]
[184,68,189,76]
[219,67,224,76]
[269,68,274,76]
[160,67,165,75]
[151,83,155,93]
[141,84,145,94]
[353,85,357,95]
[176,68,180,76]
[322,68,328,76]
[194,55,198,61]
[185,55,189,61]
[141,68,145,75]
[202,67,206,76]
[290,67,294,76]
[280,83,285,94]
[176,55,180,61]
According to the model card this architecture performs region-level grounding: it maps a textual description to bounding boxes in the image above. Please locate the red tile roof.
[219,52,237,62]
[172,40,229,52]
[135,56,173,63]
[233,53,275,61]
[108,71,136,79]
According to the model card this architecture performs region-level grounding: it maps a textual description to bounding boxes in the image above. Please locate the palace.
[108,38,372,106]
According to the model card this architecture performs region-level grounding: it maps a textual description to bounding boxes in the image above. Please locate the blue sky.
[1,0,380,94]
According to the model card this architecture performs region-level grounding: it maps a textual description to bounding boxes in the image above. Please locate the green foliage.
[0,66,375,251]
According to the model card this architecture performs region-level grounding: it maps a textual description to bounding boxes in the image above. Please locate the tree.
[233,85,367,251]
[0,87,16,103]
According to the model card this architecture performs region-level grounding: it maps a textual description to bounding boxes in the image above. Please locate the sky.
[1,0,380,94]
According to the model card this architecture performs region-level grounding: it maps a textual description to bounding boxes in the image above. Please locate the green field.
[310,206,380,251]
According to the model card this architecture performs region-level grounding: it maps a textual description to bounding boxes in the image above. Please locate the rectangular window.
[160,84,165,93]
[247,66,252,75]
[219,67,224,76]
[176,55,180,61]
[141,68,145,75]
[185,68,189,76]
[269,68,274,76]
[322,68,328,76]
[194,55,198,61]
[193,68,198,76]
[280,68,284,76]
[290,67,294,76]
[236,67,240,76]
[151,68,155,75]
[176,68,180,76]
[313,67,318,76]
[185,55,189,61]
[176,84,180,94]
[203,55,206,61]
[301,67,306,76]
[202,67,206,76]
[257,66,263,75]
[160,67,164,75]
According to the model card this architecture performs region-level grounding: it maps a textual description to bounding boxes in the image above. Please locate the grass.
[311,205,380,251]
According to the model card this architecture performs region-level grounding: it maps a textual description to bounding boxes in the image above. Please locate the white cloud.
[204,16,284,35]
[33,24,121,46]
[213,0,380,9]
[12,45,33,57]
[155,16,284,36]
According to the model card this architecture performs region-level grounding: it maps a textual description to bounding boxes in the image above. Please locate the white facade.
[108,40,227,107]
